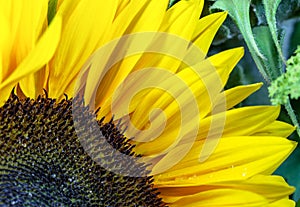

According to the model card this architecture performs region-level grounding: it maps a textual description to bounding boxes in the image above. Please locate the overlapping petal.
[158,175,295,206]
[153,137,296,182]
[0,0,297,206]
[0,0,61,104]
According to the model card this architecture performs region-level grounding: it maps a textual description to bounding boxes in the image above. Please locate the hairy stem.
[285,100,300,138]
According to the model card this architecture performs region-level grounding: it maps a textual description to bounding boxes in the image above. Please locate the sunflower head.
[0,93,165,206]
[0,0,298,206]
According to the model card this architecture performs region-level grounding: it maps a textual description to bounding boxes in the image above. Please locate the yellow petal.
[0,9,9,82]
[19,68,48,98]
[124,65,224,155]
[192,12,227,55]
[153,136,296,185]
[111,0,168,38]
[268,198,295,207]
[16,0,48,98]
[129,51,239,133]
[48,0,118,98]
[115,0,130,16]
[197,106,281,139]
[92,0,169,109]
[0,1,22,79]
[14,0,48,63]
[160,0,202,39]
[159,175,294,203]
[0,0,47,81]
[222,175,295,202]
[213,83,263,111]
[0,16,61,104]
[118,63,261,156]
[167,189,268,207]
[208,47,244,87]
[252,121,295,137]
[129,0,203,75]
[117,0,167,33]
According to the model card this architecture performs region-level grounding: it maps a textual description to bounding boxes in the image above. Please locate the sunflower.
[0,0,297,206]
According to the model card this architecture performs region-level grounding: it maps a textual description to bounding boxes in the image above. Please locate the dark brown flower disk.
[0,93,166,207]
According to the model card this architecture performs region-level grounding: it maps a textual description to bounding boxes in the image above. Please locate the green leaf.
[48,0,58,25]
[253,26,281,78]
[211,0,271,82]
[211,0,265,59]
[263,0,285,61]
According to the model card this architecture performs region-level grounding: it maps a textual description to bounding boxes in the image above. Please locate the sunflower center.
[0,93,165,207]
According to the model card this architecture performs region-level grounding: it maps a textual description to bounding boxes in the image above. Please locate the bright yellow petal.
[0,8,9,83]
[197,106,281,139]
[0,16,61,104]
[191,12,227,55]
[15,0,48,98]
[115,0,130,16]
[0,0,47,81]
[117,0,167,33]
[110,1,156,37]
[221,175,295,202]
[123,65,224,155]
[213,83,263,111]
[160,0,202,39]
[13,0,48,63]
[167,189,268,207]
[111,47,251,156]
[153,136,296,185]
[159,175,294,203]
[0,1,22,79]
[127,48,244,134]
[19,67,49,98]
[48,0,118,98]
[268,198,295,207]
[91,0,169,109]
[252,121,296,137]
[208,47,244,86]
[129,0,203,75]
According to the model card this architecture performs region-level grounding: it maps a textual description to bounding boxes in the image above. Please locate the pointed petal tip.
[247,82,263,90]
[235,46,244,56]
[251,82,263,90]
[256,82,263,86]
[221,10,228,16]
[216,10,228,21]
[291,139,298,148]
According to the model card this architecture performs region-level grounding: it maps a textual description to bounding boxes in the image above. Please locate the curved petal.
[268,198,295,207]
[252,121,295,137]
[0,0,49,100]
[153,136,296,185]
[167,189,268,207]
[208,47,244,86]
[213,83,263,112]
[92,0,170,108]
[0,16,61,104]
[191,12,227,57]
[158,175,294,203]
[48,0,118,98]
[197,106,281,139]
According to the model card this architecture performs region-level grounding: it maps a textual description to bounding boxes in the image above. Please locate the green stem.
[285,100,300,138]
